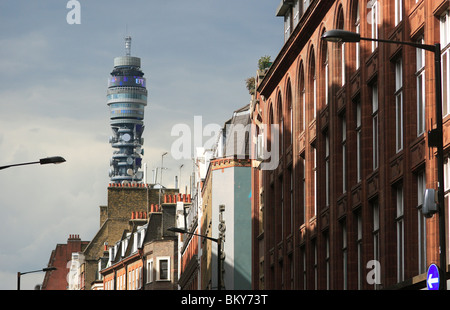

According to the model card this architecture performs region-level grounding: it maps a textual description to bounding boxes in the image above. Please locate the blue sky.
[0,1,282,289]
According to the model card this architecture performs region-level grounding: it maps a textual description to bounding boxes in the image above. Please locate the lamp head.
[322,29,361,43]
[39,156,66,165]
[43,267,57,272]
[167,227,187,234]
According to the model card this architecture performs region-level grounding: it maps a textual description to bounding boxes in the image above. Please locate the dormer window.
[132,232,139,253]
[303,0,309,11]
[132,227,146,253]
[293,0,300,27]
[284,11,292,42]
[122,239,128,257]
[276,1,295,43]
[108,247,115,266]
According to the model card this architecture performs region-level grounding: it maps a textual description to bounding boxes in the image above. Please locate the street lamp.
[322,29,446,289]
[0,156,66,170]
[158,152,168,208]
[17,267,57,290]
[168,227,223,290]
[179,164,184,191]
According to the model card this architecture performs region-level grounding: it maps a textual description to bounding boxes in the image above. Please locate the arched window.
[277,91,284,154]
[299,62,306,131]
[321,29,329,106]
[268,101,274,153]
[309,48,317,119]
[352,0,361,70]
[286,80,293,146]
[267,101,276,246]
[336,7,345,86]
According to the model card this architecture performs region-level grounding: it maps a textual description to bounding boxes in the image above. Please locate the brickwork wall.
[82,185,178,289]
[143,239,178,290]
[252,0,450,290]
[42,235,89,290]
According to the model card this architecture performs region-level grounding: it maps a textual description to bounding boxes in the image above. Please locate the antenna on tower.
[125,35,132,56]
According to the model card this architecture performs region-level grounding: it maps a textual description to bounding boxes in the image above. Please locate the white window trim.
[370,0,379,52]
[441,11,450,117]
[341,42,346,86]
[146,258,154,283]
[156,256,171,281]
[342,221,348,290]
[395,58,403,153]
[356,212,363,289]
[313,72,317,118]
[395,0,402,26]
[396,184,405,283]
[416,37,426,136]
[342,116,347,193]
[417,170,427,274]
[355,2,360,70]
[372,84,379,170]
[356,100,362,182]
[313,147,317,216]
[372,200,380,289]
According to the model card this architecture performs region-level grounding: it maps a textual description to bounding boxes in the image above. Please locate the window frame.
[416,37,426,136]
[156,256,171,281]
[395,58,403,153]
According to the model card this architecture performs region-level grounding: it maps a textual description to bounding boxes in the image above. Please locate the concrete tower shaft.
[107,37,147,184]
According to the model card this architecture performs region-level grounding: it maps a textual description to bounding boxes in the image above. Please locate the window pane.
[160,260,168,280]
[396,92,403,152]
[417,73,425,135]
[443,51,449,116]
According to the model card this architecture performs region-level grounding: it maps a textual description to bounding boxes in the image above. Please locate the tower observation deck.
[107,37,147,184]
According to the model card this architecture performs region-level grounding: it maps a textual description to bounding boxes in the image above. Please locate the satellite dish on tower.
[122,133,131,142]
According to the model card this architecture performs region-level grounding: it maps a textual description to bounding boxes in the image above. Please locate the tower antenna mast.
[125,35,132,56]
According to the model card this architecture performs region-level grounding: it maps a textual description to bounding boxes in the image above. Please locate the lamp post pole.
[322,30,446,289]
[168,227,222,290]
[158,152,168,209]
[432,42,447,290]
[17,267,57,290]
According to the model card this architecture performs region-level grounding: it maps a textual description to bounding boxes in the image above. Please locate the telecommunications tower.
[107,36,147,184]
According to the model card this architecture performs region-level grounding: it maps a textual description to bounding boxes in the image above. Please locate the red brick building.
[251,0,450,289]
[80,183,178,289]
[99,194,187,290]
[41,234,89,290]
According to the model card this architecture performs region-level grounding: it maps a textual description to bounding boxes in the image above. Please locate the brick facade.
[99,194,188,290]
[41,234,89,290]
[251,0,450,290]
[81,184,178,289]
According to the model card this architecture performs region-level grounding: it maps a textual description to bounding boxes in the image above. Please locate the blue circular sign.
[427,264,440,290]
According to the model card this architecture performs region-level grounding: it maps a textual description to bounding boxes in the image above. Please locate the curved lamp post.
[158,152,168,208]
[168,227,222,290]
[3,157,64,289]
[17,267,57,290]
[0,156,66,170]
[322,29,446,289]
